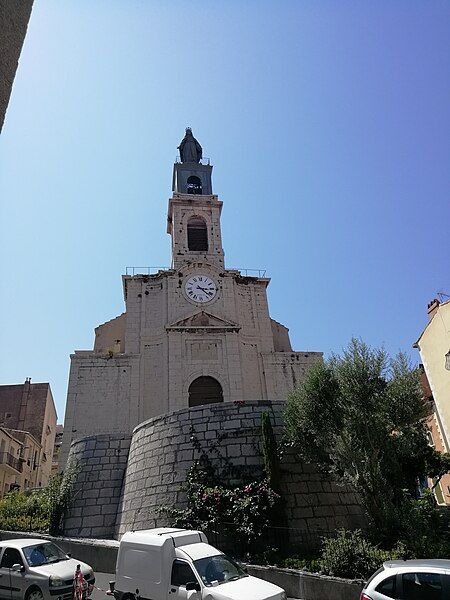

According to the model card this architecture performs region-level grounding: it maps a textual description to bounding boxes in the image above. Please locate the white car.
[361,559,450,599]
[0,538,95,600]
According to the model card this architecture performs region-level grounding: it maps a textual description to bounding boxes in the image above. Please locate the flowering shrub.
[162,461,279,548]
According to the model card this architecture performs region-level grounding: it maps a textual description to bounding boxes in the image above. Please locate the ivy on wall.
[160,424,279,553]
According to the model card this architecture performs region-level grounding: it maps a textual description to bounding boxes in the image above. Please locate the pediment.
[166,310,240,332]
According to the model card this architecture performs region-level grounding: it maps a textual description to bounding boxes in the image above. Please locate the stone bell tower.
[168,128,224,270]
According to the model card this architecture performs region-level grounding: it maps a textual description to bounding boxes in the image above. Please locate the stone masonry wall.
[115,401,365,539]
[0,0,34,133]
[59,353,140,469]
[63,434,131,538]
[62,401,365,542]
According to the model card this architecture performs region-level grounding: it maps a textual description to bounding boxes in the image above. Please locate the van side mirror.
[185,581,200,592]
[12,564,24,573]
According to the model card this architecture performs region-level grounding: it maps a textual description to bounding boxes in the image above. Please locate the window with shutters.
[189,376,223,407]
[187,216,208,251]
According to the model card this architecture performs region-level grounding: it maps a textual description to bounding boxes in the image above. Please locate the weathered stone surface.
[63,434,131,538]
[0,0,34,133]
[63,405,365,543]
[113,402,365,539]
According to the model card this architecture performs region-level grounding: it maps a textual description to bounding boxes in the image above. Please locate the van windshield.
[194,554,247,587]
[23,543,68,567]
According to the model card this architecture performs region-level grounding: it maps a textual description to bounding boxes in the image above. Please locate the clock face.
[185,275,217,303]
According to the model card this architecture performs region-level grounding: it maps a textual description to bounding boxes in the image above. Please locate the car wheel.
[26,587,44,600]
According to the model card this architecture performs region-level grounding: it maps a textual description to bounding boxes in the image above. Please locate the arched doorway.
[188,376,223,407]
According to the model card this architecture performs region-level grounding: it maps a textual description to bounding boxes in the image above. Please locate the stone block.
[307,481,323,493]
[84,515,104,527]
[313,505,335,518]
[103,514,116,528]
[102,504,118,515]
[85,498,99,506]
[226,444,241,457]
[84,505,101,516]
[64,517,80,529]
[222,419,240,430]
[176,450,193,462]
[83,489,99,498]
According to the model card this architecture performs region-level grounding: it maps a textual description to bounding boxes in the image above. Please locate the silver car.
[361,559,450,599]
[0,538,95,600]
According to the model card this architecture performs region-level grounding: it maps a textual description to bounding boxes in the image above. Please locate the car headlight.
[85,569,94,580]
[49,576,64,587]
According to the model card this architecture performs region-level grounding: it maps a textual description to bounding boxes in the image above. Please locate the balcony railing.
[0,452,23,473]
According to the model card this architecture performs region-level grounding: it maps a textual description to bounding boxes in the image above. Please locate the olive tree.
[284,339,450,542]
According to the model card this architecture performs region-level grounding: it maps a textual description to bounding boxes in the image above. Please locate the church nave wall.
[59,354,140,469]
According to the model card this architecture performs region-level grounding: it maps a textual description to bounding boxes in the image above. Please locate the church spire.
[168,130,223,269]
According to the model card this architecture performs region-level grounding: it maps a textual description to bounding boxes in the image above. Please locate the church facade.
[60,131,320,468]
[60,131,364,540]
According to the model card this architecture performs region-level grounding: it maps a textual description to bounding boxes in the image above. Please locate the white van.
[113,528,286,600]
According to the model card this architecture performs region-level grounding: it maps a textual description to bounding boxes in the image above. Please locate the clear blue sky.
[1,1,449,421]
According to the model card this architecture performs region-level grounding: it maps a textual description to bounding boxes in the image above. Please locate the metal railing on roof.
[231,268,267,278]
[175,157,211,165]
[125,267,172,276]
[125,267,267,278]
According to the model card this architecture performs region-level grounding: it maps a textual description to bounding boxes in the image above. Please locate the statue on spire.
[178,128,202,163]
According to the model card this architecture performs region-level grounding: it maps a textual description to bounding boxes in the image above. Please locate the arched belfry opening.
[188,376,223,408]
[187,216,208,251]
[187,175,202,195]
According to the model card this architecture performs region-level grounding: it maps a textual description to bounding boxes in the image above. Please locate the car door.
[168,560,201,600]
[0,548,26,600]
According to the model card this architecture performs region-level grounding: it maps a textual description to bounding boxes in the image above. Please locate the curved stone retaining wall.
[62,401,365,542]
[64,433,131,538]
[115,401,364,538]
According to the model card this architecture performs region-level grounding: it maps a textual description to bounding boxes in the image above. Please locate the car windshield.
[23,543,68,567]
[194,554,247,587]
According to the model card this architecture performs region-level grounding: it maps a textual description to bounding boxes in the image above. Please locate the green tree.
[43,459,79,535]
[261,411,281,493]
[284,339,450,543]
